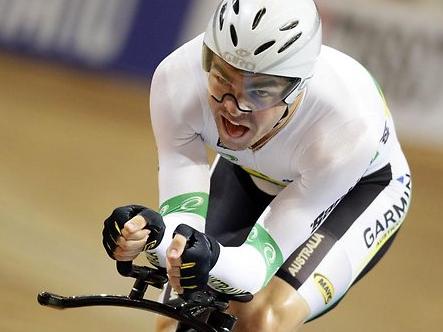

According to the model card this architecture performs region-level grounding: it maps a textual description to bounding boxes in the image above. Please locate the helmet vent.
[230,24,238,47]
[278,32,302,53]
[279,20,299,31]
[252,8,266,30]
[219,3,227,31]
[233,0,240,15]
[254,41,275,55]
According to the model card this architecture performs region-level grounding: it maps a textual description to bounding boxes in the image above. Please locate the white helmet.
[203,0,322,103]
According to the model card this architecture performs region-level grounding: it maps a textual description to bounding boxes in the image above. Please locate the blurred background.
[0,0,441,331]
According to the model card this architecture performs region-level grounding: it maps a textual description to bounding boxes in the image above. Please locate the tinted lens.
[242,76,300,110]
[206,51,300,112]
[208,71,254,112]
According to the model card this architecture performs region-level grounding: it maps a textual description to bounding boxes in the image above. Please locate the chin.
[218,136,250,151]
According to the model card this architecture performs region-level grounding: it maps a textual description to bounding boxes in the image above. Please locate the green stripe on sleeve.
[159,192,209,219]
[246,224,284,287]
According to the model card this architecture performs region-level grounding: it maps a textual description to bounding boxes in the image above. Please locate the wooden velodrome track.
[0,52,441,332]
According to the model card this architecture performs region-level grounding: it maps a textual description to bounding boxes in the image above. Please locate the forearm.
[209,245,267,294]
[146,192,209,267]
[209,224,284,295]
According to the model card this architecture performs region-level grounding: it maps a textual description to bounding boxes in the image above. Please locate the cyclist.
[102,0,412,331]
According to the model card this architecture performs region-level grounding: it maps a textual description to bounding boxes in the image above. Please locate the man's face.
[207,56,290,151]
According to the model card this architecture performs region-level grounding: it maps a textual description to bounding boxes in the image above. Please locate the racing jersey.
[148,33,405,294]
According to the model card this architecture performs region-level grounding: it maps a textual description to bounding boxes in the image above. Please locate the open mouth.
[222,116,249,138]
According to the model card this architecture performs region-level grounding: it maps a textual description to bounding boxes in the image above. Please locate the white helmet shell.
[204,0,322,83]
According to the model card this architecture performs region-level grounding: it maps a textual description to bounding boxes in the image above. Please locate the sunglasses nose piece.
[211,93,253,113]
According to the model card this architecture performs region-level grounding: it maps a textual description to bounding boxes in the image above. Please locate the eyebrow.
[212,62,233,80]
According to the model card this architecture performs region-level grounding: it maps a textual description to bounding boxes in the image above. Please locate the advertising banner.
[319,1,443,146]
[0,0,193,76]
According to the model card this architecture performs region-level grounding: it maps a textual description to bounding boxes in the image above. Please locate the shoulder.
[310,45,385,115]
[151,33,205,93]
[299,46,386,142]
[150,34,209,134]
[293,47,388,168]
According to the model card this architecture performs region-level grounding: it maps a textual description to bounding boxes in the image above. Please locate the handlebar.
[38,261,243,332]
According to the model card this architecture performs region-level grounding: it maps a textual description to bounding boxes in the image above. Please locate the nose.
[222,95,242,117]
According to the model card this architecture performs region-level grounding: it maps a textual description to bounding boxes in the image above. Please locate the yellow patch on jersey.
[241,166,287,187]
[313,273,335,305]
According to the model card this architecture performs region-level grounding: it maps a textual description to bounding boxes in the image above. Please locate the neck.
[250,91,305,151]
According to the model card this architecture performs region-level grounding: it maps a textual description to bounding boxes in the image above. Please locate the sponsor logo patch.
[159,192,208,219]
[219,152,238,162]
[223,51,256,72]
[363,174,411,249]
[288,233,325,277]
[313,273,335,305]
[208,276,245,295]
[241,166,287,188]
[246,224,284,286]
[380,121,390,144]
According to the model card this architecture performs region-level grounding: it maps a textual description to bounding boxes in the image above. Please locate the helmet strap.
[273,106,289,129]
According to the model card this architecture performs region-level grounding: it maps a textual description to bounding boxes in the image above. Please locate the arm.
[146,53,211,267]
[206,119,379,294]
[101,42,211,267]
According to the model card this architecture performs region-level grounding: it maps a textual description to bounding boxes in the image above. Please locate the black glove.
[173,224,220,292]
[102,204,165,260]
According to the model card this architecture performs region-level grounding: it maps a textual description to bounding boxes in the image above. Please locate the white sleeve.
[148,54,210,266]
[209,118,380,294]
